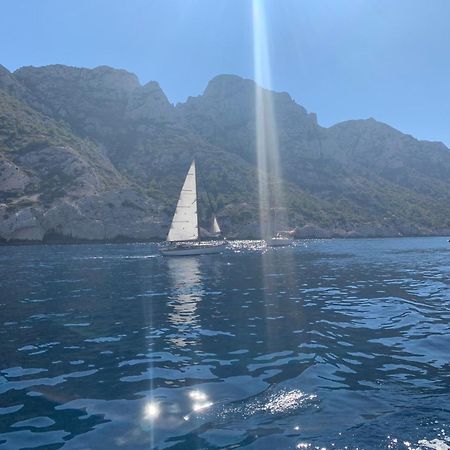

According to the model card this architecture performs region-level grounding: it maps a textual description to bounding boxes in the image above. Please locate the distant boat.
[267,207,294,247]
[267,231,294,247]
[210,214,223,239]
[160,161,226,256]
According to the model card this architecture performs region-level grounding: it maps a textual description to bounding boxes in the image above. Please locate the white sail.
[211,215,221,234]
[167,161,199,242]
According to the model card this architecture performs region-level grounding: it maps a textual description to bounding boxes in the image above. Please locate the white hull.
[266,237,294,247]
[160,242,227,256]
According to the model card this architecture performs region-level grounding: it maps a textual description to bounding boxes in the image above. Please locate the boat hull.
[266,237,294,247]
[160,243,227,256]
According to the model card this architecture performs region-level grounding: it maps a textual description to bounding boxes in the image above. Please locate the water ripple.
[0,238,449,448]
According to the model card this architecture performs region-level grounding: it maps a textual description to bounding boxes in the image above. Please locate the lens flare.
[252,0,287,239]
[252,1,298,359]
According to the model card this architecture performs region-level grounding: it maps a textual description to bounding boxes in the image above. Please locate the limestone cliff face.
[176,74,319,164]
[0,154,31,193]
[1,64,450,242]
[0,66,167,242]
[0,139,166,242]
[14,65,140,140]
[14,65,176,142]
[0,65,29,100]
[125,81,174,122]
[0,190,165,242]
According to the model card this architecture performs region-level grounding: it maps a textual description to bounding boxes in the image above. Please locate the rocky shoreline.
[1,222,448,246]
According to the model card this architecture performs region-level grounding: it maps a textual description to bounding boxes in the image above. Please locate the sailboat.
[210,215,223,239]
[160,161,227,256]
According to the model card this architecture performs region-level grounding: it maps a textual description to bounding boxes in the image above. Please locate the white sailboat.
[210,214,222,239]
[160,161,227,256]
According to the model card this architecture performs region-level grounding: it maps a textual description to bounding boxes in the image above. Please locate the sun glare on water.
[143,401,160,420]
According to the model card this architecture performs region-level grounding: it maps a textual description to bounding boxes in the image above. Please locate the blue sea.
[1,238,450,449]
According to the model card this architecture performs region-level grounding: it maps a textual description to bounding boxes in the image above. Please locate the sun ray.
[252,0,297,360]
[252,0,287,239]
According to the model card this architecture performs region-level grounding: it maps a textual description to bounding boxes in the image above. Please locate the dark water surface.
[1,238,450,449]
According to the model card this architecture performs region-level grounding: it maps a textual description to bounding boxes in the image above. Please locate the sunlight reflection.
[143,401,160,420]
[192,401,213,412]
[189,389,208,402]
[167,257,203,347]
[262,389,316,414]
[189,390,213,412]
[181,389,214,421]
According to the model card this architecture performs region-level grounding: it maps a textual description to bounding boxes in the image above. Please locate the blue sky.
[1,0,450,145]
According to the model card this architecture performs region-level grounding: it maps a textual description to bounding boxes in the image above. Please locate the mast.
[194,160,201,242]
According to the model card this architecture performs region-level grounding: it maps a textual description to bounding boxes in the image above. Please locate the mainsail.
[211,215,221,235]
[167,161,199,242]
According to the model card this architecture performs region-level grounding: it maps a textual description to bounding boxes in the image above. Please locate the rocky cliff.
[1,64,450,242]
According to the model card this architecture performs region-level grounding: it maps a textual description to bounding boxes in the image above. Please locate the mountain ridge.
[1,64,449,243]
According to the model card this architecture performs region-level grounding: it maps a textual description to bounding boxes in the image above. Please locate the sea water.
[0,238,449,449]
